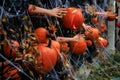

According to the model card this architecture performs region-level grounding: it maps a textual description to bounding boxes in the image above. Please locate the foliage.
[88,51,120,80]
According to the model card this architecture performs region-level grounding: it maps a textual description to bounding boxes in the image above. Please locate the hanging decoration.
[0,0,120,80]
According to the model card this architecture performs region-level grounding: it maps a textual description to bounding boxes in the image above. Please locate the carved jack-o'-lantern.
[62,7,84,29]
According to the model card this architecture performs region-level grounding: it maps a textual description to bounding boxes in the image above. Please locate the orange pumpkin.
[99,21,107,33]
[34,27,49,43]
[70,37,87,54]
[86,40,92,47]
[51,40,60,52]
[39,40,60,58]
[62,7,84,29]
[116,0,120,2]
[106,15,116,21]
[3,65,21,80]
[3,39,19,58]
[96,36,108,48]
[37,45,58,73]
[92,17,98,24]
[85,27,99,40]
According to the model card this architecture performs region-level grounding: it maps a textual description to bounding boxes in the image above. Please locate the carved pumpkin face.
[96,37,108,48]
[70,37,87,54]
[62,7,84,29]
[34,27,49,43]
[3,39,19,58]
[85,28,99,40]
[37,45,58,73]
